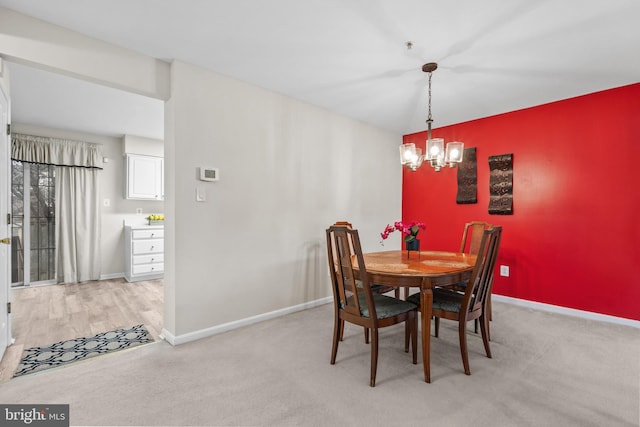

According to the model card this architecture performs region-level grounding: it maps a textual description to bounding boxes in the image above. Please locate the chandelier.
[400,62,464,171]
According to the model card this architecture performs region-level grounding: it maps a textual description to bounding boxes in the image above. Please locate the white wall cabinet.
[125,154,164,200]
[124,225,164,282]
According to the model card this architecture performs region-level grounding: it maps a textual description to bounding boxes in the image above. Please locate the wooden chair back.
[459,221,493,255]
[330,221,397,298]
[326,224,376,326]
[332,221,355,254]
[461,226,502,320]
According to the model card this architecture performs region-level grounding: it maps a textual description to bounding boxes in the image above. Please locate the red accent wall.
[402,83,640,321]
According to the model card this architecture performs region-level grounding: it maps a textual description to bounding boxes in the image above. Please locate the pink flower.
[380,220,426,245]
[380,224,395,241]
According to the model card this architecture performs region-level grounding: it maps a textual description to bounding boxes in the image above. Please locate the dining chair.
[334,221,400,344]
[326,224,418,387]
[456,221,494,330]
[407,226,502,375]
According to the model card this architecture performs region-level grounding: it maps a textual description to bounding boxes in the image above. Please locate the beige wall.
[166,61,401,338]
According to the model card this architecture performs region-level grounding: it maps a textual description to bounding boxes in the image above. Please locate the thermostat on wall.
[199,167,219,182]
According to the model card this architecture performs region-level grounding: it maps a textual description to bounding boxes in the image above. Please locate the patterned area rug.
[14,324,154,378]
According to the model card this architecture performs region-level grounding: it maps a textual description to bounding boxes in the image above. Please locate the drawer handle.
[150,246,154,250]
[151,258,154,262]
[151,233,155,237]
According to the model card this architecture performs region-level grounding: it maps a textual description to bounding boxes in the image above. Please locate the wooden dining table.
[354,250,476,383]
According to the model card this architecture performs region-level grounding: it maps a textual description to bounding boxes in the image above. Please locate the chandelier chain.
[427,71,433,123]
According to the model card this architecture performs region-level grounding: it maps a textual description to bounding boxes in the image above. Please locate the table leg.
[420,286,432,383]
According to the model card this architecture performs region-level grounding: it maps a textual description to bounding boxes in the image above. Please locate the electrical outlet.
[500,265,510,277]
[136,208,143,214]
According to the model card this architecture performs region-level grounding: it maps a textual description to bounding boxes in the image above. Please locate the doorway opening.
[0,61,165,380]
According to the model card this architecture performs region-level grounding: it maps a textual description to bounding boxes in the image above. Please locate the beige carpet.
[0,301,638,426]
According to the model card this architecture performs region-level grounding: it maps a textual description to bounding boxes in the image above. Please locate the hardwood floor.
[0,278,163,382]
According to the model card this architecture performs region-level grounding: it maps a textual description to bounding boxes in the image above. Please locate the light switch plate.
[196,187,206,202]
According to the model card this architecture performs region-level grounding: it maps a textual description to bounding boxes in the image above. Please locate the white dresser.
[124,225,164,282]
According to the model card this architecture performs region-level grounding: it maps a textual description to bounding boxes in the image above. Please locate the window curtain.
[11,133,103,284]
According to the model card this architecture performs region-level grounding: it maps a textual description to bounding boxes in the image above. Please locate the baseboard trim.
[493,294,640,329]
[161,293,640,346]
[99,272,125,280]
[162,296,333,346]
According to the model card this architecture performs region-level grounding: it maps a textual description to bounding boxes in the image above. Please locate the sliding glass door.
[11,160,56,287]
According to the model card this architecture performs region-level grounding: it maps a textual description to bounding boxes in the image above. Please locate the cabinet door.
[126,154,163,200]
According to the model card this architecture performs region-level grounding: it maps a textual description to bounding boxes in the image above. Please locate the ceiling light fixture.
[400,62,464,172]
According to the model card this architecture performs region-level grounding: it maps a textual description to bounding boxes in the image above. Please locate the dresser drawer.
[132,254,164,265]
[132,263,164,275]
[125,225,164,282]
[132,229,164,239]
[132,240,164,255]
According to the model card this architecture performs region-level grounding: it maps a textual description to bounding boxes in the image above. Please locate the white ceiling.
[7,62,165,140]
[2,0,640,140]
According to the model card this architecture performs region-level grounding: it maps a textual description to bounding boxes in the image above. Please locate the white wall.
[0,57,10,98]
[1,7,402,342]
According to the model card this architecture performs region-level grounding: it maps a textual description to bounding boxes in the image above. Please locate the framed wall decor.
[488,153,513,215]
[456,147,477,204]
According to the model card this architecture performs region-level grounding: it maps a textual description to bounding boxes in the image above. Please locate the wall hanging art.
[488,153,513,215]
[456,147,477,204]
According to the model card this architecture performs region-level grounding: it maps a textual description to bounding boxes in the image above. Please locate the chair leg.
[488,294,493,321]
[459,320,470,375]
[411,311,418,364]
[479,314,492,359]
[475,299,491,336]
[370,328,379,387]
[404,320,410,353]
[364,327,369,343]
[483,300,492,341]
[331,316,341,365]
[434,317,440,338]
[339,319,345,341]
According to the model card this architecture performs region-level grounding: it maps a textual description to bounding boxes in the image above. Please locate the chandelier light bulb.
[445,141,464,165]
